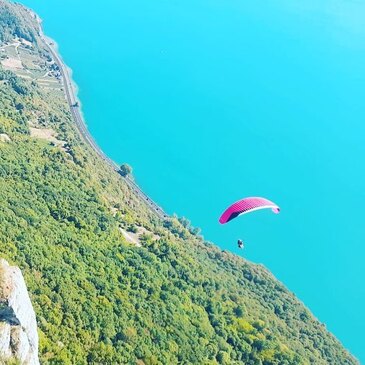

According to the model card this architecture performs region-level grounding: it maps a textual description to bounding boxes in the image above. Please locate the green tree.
[119,163,132,177]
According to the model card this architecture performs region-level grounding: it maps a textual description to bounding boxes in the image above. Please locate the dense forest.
[0,1,36,43]
[0,1,358,364]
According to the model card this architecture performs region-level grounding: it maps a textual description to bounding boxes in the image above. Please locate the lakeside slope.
[34,13,167,220]
[0,1,359,364]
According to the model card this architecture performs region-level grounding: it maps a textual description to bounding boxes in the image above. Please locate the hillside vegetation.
[0,1,358,364]
[0,1,37,43]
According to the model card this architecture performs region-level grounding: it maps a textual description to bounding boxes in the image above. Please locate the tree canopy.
[119,163,132,177]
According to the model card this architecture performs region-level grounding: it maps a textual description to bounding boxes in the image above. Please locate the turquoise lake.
[21,0,365,361]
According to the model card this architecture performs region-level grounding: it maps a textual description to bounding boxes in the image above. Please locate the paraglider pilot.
[237,239,244,249]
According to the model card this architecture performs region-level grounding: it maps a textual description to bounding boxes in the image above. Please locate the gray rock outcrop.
[0,134,11,143]
[0,259,39,365]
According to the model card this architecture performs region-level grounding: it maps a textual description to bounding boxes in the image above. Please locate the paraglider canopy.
[219,197,280,224]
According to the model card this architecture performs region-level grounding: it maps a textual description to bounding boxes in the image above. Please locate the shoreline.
[33,11,167,220]
[46,37,82,110]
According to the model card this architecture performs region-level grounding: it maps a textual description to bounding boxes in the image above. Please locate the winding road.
[38,23,167,220]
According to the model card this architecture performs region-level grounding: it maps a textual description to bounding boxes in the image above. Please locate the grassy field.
[0,38,63,93]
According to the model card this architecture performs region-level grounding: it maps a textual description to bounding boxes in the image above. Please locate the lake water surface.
[21,0,365,361]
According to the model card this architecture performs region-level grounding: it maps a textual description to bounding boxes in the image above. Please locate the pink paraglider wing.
[219,197,280,224]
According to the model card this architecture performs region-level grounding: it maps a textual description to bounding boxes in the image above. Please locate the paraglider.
[219,197,280,224]
[219,197,280,249]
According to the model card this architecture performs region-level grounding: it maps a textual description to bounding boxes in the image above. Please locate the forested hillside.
[0,1,358,364]
[0,1,37,43]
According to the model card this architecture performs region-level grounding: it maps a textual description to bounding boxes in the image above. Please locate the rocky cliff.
[0,259,39,365]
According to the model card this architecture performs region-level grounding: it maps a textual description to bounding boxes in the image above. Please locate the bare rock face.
[0,259,39,365]
[0,134,11,143]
